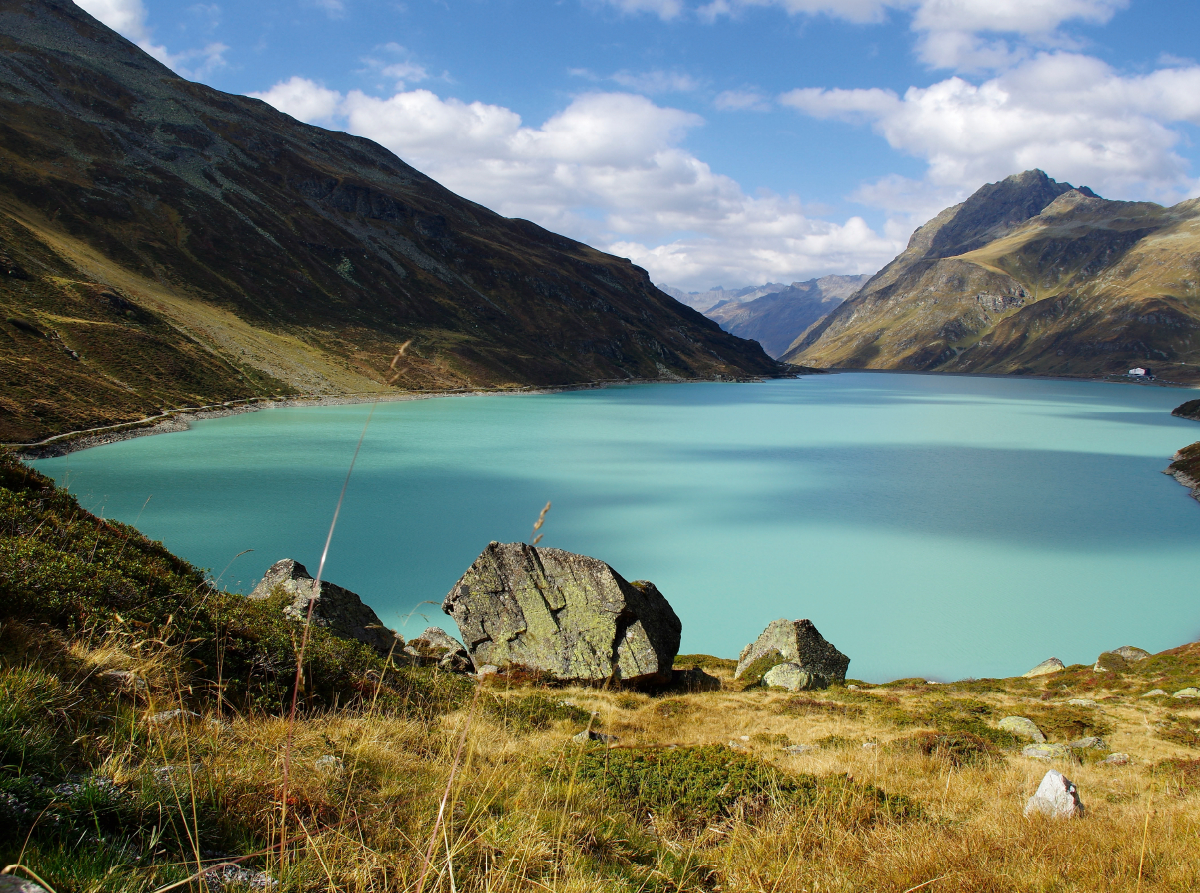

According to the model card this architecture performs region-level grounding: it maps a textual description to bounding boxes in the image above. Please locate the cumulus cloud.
[74,0,227,78]
[782,52,1200,209]
[251,79,902,288]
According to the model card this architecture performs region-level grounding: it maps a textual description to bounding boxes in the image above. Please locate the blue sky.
[76,1,1200,291]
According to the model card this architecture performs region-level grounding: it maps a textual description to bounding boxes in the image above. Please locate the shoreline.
[12,374,783,459]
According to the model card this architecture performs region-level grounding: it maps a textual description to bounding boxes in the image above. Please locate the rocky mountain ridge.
[785,170,1200,382]
[705,274,869,357]
[0,0,778,443]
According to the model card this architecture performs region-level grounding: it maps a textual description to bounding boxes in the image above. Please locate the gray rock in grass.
[734,619,849,690]
[1022,743,1073,761]
[0,875,52,893]
[249,559,400,656]
[1023,657,1065,677]
[405,626,472,672]
[999,716,1046,742]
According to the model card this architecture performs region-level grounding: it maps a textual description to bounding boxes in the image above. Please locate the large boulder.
[441,542,682,687]
[999,716,1046,742]
[734,619,849,690]
[404,627,473,672]
[249,559,400,656]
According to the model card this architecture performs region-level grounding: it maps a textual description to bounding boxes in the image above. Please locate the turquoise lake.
[33,373,1200,682]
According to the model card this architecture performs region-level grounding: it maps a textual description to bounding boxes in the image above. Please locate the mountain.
[705,275,869,358]
[785,170,1200,383]
[0,0,778,444]
[659,283,787,313]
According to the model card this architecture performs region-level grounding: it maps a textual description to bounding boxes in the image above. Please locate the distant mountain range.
[785,170,1200,383]
[658,283,788,313]
[700,275,869,358]
[0,0,777,443]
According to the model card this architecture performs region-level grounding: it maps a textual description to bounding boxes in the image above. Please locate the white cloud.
[593,0,685,20]
[714,89,771,111]
[74,0,227,78]
[694,0,1129,69]
[782,52,1200,212]
[252,79,901,288]
[610,70,701,93]
[248,76,343,126]
[308,0,345,18]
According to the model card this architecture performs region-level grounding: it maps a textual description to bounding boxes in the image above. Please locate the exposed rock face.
[1093,647,1148,673]
[405,626,472,672]
[1024,769,1084,818]
[249,559,399,656]
[1111,645,1151,662]
[441,542,682,687]
[1023,657,1065,677]
[999,716,1046,742]
[734,619,849,690]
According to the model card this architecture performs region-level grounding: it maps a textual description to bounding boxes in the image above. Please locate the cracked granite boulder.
[441,542,681,687]
[734,619,849,690]
[249,559,400,656]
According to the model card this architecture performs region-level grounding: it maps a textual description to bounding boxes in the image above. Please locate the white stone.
[1101,753,1130,766]
[1024,769,1084,819]
[1067,698,1097,707]
[1173,688,1199,699]
[762,661,815,692]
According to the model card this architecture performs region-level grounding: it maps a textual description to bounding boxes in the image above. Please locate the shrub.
[571,744,919,827]
[896,731,1002,767]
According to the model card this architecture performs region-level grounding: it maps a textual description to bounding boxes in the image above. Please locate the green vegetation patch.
[1152,758,1200,795]
[673,654,737,672]
[736,651,787,687]
[1023,705,1113,742]
[894,731,1002,767]
[483,694,592,733]
[1155,714,1200,749]
[572,744,919,827]
[774,696,864,719]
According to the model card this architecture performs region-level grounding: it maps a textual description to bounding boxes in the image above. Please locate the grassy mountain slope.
[785,171,1200,382]
[706,275,868,358]
[0,0,778,443]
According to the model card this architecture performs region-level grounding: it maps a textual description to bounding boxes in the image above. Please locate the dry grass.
[9,634,1197,893]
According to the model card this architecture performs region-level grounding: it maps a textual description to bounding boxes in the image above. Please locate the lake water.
[32,373,1200,682]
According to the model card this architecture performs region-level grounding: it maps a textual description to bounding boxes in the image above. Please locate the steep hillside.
[707,274,868,357]
[0,0,778,443]
[786,171,1200,382]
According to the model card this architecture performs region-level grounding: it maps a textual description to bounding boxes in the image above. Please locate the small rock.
[249,559,401,656]
[1173,688,1199,699]
[476,664,501,678]
[727,740,748,751]
[782,744,816,756]
[404,627,472,672]
[0,875,52,893]
[203,865,278,891]
[1101,753,1130,766]
[1022,743,1073,761]
[572,729,618,745]
[1023,657,1065,678]
[1067,699,1097,708]
[315,755,345,772]
[100,669,147,692]
[1068,737,1107,750]
[146,709,200,726]
[1024,769,1084,818]
[1141,689,1168,697]
[846,684,859,690]
[999,716,1046,743]
[206,717,232,732]
[862,742,878,749]
[735,619,849,690]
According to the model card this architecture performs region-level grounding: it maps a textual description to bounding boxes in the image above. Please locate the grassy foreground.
[2,454,1199,893]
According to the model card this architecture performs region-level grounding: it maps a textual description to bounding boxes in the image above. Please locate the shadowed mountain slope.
[706,275,868,358]
[785,171,1200,383]
[0,0,778,443]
